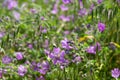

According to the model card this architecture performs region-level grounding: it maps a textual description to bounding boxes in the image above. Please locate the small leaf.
[78,36,94,42]
[110,42,120,48]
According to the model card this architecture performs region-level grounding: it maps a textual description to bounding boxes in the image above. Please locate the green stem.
[116,78,118,80]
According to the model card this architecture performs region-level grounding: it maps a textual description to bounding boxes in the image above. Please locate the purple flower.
[28,43,33,49]
[49,47,61,59]
[38,61,49,75]
[13,11,20,20]
[42,28,47,33]
[31,61,38,71]
[61,38,73,50]
[39,26,47,33]
[51,8,58,14]
[53,47,61,54]
[0,32,5,38]
[79,0,83,8]
[86,46,96,54]
[52,56,69,65]
[42,61,49,69]
[50,48,59,57]
[72,55,81,64]
[60,4,69,11]
[97,0,103,4]
[30,8,37,14]
[78,8,87,16]
[36,76,45,80]
[49,48,69,66]
[40,16,45,20]
[62,0,71,4]
[51,4,58,14]
[39,69,48,75]
[111,68,120,78]
[98,22,105,32]
[64,30,70,35]
[31,61,49,75]
[95,42,101,51]
[86,42,101,54]
[59,15,71,22]
[89,4,95,13]
[3,0,18,10]
[44,49,50,55]
[15,52,23,60]
[18,65,27,76]
[2,56,12,64]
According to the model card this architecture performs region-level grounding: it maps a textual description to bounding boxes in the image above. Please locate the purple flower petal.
[111,68,120,78]
[13,11,20,20]
[79,0,83,8]
[3,0,18,10]
[60,4,68,11]
[2,56,12,64]
[97,0,103,4]
[18,65,27,76]
[59,15,71,22]
[98,22,105,32]
[62,0,71,4]
[0,32,5,38]
[86,46,96,54]
[15,52,23,60]
[78,8,87,16]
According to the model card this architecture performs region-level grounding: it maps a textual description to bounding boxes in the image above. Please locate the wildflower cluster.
[0,0,120,80]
